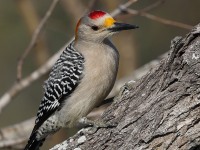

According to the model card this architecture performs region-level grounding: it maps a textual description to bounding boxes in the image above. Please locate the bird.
[24,10,138,150]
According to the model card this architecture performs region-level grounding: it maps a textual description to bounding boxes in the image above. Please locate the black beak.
[108,22,139,32]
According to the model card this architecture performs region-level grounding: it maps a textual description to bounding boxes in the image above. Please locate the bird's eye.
[91,25,99,31]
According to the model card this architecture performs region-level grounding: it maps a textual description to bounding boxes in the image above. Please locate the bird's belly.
[57,64,117,128]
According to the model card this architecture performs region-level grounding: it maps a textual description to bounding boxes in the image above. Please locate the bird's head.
[75,10,138,42]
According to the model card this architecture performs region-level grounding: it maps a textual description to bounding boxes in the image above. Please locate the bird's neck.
[74,38,119,70]
[74,38,116,52]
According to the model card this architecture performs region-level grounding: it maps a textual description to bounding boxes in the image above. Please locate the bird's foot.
[78,117,117,134]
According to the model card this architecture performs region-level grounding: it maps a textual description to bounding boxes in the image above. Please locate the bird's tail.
[24,132,45,150]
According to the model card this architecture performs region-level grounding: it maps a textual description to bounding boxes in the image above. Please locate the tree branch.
[17,0,60,81]
[140,0,166,12]
[0,117,35,148]
[0,39,73,114]
[129,8,193,30]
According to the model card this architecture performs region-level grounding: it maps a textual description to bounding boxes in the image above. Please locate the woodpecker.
[24,10,138,150]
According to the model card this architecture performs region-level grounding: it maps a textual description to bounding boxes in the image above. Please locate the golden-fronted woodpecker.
[24,10,138,150]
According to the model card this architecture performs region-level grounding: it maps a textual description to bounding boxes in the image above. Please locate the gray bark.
[51,23,200,150]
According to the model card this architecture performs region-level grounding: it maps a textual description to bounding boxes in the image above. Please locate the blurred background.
[0,0,200,149]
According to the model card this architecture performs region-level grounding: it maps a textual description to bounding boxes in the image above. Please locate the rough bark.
[51,23,200,150]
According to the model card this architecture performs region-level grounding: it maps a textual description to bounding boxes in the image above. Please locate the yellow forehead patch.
[104,17,116,27]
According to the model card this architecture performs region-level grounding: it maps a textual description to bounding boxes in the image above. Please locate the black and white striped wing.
[33,42,84,131]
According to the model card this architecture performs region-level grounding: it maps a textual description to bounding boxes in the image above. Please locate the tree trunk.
[51,23,200,150]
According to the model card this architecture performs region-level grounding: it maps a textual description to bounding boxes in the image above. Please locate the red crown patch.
[88,10,106,19]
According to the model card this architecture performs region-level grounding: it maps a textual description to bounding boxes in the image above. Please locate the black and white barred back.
[24,41,84,150]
